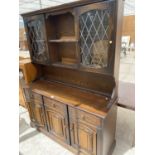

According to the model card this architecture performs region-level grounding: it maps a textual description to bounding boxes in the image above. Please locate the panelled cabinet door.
[77,122,97,155]
[24,15,49,64]
[45,107,69,144]
[69,107,102,155]
[76,1,115,73]
[31,102,46,129]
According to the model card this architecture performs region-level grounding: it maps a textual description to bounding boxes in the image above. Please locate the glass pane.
[27,17,48,62]
[80,9,111,68]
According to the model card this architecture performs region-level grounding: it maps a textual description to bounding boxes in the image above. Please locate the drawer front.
[32,92,42,103]
[77,110,101,127]
[43,96,66,114]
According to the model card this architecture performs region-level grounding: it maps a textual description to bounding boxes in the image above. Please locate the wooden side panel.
[26,102,35,122]
[113,0,124,95]
[102,103,117,155]
[19,81,26,107]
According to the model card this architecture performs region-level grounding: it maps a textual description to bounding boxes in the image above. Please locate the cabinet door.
[24,15,49,64]
[30,92,46,129]
[45,106,69,144]
[69,107,102,155]
[77,1,115,73]
[31,102,46,129]
[78,122,98,155]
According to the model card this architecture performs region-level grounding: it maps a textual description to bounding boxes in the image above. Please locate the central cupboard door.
[43,96,70,144]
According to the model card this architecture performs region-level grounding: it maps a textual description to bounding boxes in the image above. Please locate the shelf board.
[52,62,78,69]
[32,40,45,42]
[48,37,78,43]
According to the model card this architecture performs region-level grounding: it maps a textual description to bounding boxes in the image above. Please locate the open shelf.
[49,36,78,43]
[46,12,80,68]
[49,42,79,67]
[46,12,75,40]
[52,62,78,69]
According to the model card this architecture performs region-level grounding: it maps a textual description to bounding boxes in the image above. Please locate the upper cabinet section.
[22,0,118,75]
[24,15,50,64]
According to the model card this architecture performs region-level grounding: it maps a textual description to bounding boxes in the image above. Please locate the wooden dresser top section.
[31,80,111,117]
[21,0,105,16]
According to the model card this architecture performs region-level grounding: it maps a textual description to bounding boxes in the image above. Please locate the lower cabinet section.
[29,92,116,155]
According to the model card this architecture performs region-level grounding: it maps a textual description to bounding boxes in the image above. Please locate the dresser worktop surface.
[31,80,112,117]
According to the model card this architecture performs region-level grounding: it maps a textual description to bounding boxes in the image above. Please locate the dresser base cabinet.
[30,106,117,155]
[29,90,117,155]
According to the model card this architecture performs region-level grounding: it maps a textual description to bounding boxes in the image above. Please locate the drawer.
[43,96,66,113]
[32,92,42,102]
[77,110,101,127]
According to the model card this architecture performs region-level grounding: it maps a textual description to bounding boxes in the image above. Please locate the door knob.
[109,41,112,44]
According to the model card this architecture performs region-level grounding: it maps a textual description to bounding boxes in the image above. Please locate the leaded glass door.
[78,1,115,72]
[24,15,50,64]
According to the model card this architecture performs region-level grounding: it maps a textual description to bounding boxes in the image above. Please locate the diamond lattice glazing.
[80,9,111,68]
[27,19,46,56]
